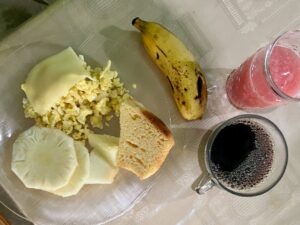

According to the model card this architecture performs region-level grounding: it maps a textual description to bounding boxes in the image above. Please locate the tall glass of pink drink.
[226,30,300,109]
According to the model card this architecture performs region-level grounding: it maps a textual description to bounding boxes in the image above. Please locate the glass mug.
[226,30,300,110]
[195,114,288,197]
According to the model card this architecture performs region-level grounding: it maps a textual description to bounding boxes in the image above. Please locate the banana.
[132,17,207,120]
[11,126,78,191]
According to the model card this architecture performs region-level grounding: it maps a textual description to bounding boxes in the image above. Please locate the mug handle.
[194,172,215,194]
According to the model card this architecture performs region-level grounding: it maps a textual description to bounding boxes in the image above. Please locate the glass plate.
[0,0,181,224]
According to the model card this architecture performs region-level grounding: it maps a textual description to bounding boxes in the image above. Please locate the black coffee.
[210,120,274,190]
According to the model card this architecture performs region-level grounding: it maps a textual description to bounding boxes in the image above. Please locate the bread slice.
[117,100,175,180]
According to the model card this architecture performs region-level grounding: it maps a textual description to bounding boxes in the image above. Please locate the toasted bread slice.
[117,100,174,179]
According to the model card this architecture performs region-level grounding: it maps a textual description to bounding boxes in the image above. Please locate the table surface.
[1,0,300,225]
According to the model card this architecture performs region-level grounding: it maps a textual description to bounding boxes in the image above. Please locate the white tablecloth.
[0,0,300,224]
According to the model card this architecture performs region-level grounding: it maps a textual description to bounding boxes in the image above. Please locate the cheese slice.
[86,150,119,184]
[21,47,89,115]
[88,133,119,166]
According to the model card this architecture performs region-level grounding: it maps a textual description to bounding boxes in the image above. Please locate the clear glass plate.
[0,1,179,223]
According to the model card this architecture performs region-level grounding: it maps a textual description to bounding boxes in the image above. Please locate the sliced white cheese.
[88,133,119,166]
[52,141,90,197]
[21,47,90,115]
[86,150,119,184]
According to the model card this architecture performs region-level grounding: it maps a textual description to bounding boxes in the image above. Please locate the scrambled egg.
[23,59,131,140]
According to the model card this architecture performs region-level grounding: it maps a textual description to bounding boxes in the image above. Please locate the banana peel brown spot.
[171,65,181,76]
[156,45,167,57]
[167,77,174,91]
[197,77,202,102]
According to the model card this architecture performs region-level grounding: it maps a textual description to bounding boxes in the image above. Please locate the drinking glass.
[195,114,288,197]
[226,30,300,109]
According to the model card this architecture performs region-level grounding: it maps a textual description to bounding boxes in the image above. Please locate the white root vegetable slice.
[88,133,119,166]
[11,126,77,191]
[86,150,119,184]
[52,141,90,197]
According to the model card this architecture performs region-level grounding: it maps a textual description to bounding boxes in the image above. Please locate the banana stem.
[132,17,145,32]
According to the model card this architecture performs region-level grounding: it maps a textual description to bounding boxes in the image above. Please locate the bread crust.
[141,110,174,139]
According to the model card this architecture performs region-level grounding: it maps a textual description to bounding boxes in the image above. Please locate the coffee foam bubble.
[211,120,274,190]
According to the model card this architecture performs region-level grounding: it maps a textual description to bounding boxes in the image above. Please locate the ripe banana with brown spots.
[132,17,207,120]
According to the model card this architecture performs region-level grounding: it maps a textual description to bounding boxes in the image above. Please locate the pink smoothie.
[226,46,300,109]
